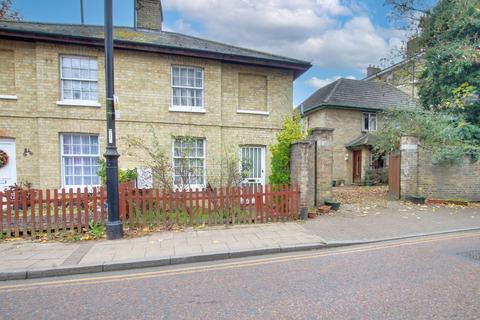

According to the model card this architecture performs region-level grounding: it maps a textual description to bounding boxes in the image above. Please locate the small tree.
[123,131,174,190]
[221,144,249,188]
[373,107,480,165]
[269,114,306,184]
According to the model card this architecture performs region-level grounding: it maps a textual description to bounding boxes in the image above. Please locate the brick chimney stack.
[135,0,163,31]
[366,65,381,77]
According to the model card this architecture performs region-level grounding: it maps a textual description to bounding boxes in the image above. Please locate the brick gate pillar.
[400,135,419,198]
[290,140,315,218]
[310,128,334,204]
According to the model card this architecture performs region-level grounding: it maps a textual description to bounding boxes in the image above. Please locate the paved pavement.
[1,231,479,319]
[305,201,480,243]
[0,201,479,279]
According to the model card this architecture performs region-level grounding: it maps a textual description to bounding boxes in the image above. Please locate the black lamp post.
[104,0,123,240]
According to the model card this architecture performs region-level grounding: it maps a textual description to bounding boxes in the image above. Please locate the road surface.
[0,231,479,319]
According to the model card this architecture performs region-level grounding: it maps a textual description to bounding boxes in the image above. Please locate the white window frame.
[172,137,206,190]
[362,113,377,132]
[170,65,205,113]
[60,133,101,189]
[58,55,100,107]
[239,145,266,187]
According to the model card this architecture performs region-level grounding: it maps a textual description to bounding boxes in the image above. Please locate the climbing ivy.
[269,114,306,184]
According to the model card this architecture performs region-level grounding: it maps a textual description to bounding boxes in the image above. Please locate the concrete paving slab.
[1,202,479,281]
[174,244,203,256]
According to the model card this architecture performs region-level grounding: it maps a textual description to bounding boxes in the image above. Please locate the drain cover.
[458,250,480,262]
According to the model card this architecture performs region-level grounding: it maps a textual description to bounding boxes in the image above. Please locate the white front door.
[241,146,265,188]
[0,139,16,191]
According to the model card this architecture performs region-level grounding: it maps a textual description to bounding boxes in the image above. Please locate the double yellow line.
[0,231,478,292]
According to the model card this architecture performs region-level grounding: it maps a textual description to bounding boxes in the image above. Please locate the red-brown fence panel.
[0,184,301,236]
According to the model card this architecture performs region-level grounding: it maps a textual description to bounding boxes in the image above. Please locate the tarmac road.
[0,231,479,320]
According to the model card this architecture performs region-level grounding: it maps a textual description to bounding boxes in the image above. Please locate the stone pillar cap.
[291,139,312,145]
[310,127,335,132]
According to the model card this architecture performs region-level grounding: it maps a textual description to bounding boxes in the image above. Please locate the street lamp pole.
[104,0,123,240]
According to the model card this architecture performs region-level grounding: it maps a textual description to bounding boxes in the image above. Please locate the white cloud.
[162,0,407,70]
[305,75,356,89]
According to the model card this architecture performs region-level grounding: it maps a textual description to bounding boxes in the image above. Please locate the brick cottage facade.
[298,78,416,185]
[0,0,311,190]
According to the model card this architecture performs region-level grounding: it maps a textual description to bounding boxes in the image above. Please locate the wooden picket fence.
[0,184,300,237]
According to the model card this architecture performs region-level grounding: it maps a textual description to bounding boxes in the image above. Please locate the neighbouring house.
[298,78,416,185]
[0,0,311,191]
[364,38,425,98]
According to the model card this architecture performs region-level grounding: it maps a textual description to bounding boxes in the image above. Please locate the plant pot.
[318,205,331,214]
[324,200,340,211]
[307,212,317,219]
[427,199,469,206]
[406,195,426,205]
[299,207,308,220]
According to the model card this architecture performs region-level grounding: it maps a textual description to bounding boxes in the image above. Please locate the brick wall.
[417,149,480,201]
[0,39,293,189]
[290,128,334,211]
[400,136,480,201]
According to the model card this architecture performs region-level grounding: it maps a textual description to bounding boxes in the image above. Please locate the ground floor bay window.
[60,134,100,188]
[173,137,205,190]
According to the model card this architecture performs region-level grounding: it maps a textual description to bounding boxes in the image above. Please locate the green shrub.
[269,114,306,184]
[97,158,138,186]
[88,221,106,239]
[363,168,388,186]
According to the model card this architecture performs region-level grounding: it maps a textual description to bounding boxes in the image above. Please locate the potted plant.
[307,207,317,219]
[317,205,331,214]
[324,199,341,211]
[405,195,426,205]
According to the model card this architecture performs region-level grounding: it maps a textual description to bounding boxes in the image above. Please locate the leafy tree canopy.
[417,0,480,123]
[373,107,480,164]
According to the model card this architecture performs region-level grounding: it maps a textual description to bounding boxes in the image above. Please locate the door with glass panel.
[240,146,265,189]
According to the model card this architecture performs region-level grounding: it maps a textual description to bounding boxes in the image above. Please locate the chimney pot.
[367,65,381,77]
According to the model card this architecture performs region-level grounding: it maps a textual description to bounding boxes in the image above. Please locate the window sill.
[57,100,101,107]
[61,185,101,192]
[237,109,269,116]
[174,184,205,191]
[0,94,18,100]
[169,107,206,114]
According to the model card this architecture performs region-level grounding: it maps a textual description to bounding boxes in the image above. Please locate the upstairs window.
[171,66,204,112]
[362,113,377,132]
[60,56,98,102]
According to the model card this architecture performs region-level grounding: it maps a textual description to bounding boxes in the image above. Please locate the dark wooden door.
[388,154,401,199]
[352,150,362,183]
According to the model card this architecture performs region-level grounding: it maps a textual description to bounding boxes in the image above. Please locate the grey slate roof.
[0,21,311,78]
[299,78,417,113]
[345,133,378,149]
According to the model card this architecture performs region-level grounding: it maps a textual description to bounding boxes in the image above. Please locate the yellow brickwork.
[306,108,378,184]
[0,49,15,95]
[238,73,267,111]
[0,39,294,189]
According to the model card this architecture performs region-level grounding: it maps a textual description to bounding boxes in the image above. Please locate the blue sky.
[11,0,420,106]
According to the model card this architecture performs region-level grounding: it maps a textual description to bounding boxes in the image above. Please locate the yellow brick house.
[0,0,311,190]
[298,78,416,185]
